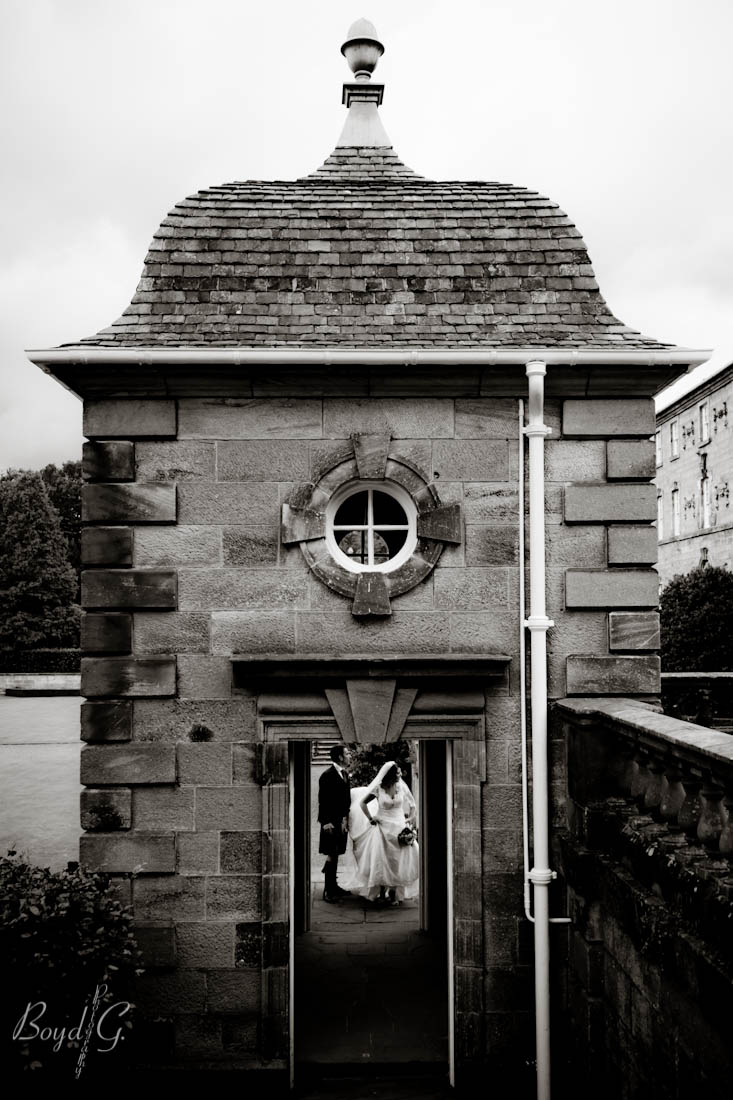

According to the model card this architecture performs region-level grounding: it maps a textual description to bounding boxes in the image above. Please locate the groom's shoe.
[322,890,341,904]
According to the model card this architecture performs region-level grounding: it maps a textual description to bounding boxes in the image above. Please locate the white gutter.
[524,360,555,1100]
[26,345,711,369]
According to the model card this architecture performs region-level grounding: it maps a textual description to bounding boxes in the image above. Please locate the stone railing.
[557,696,733,857]
[555,696,733,1098]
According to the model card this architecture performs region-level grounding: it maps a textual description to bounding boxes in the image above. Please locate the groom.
[318,744,352,903]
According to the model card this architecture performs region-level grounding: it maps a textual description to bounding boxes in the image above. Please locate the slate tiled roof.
[77,144,671,350]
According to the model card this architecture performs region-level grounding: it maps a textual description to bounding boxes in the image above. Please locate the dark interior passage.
[295,890,447,1066]
[293,740,449,1072]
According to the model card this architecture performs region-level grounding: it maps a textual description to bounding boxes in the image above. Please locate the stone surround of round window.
[325,480,417,574]
[280,434,462,616]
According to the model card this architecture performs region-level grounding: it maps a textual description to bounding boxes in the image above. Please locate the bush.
[0,852,142,1076]
[348,739,416,788]
[660,565,733,672]
[0,648,81,673]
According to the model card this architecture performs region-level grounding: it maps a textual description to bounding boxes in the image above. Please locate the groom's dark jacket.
[318,764,350,857]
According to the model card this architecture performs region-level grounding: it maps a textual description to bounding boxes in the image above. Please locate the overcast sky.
[2,0,732,471]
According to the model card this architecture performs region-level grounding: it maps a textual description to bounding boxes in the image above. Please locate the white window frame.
[699,401,710,443]
[670,419,679,460]
[655,430,663,467]
[657,493,664,540]
[325,480,417,574]
[672,487,680,536]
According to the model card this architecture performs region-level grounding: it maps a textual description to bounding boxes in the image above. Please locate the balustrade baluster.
[643,755,664,817]
[677,772,703,837]
[659,761,685,827]
[719,787,733,858]
[618,742,637,799]
[630,748,651,808]
[697,774,725,850]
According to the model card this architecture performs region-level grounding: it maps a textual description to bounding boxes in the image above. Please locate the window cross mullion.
[367,488,375,566]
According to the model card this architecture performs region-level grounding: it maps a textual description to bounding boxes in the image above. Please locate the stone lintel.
[232,653,510,692]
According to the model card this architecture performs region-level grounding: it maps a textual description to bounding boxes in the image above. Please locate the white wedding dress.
[345,777,419,901]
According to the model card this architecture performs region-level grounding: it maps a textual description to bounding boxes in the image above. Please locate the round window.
[325,480,417,574]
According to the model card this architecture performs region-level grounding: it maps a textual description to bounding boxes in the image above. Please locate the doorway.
[292,739,451,1079]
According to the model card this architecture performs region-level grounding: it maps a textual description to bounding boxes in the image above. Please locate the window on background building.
[670,419,679,459]
[672,486,680,536]
[655,430,663,466]
[657,493,664,540]
[701,477,712,528]
[699,401,710,443]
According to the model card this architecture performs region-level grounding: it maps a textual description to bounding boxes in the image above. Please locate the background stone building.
[655,357,733,584]
[29,20,724,1096]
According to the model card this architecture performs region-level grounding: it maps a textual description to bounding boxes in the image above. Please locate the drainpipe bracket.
[524,616,554,632]
[528,867,556,887]
[522,424,553,438]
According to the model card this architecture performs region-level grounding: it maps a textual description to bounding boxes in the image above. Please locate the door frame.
[263,716,482,1088]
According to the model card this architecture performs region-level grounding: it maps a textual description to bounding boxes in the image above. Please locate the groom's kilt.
[319,823,348,857]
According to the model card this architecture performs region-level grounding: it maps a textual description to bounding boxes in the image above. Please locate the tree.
[0,472,78,649]
[348,739,416,789]
[660,565,733,672]
[40,460,82,593]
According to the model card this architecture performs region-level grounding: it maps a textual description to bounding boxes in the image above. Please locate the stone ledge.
[555,696,733,771]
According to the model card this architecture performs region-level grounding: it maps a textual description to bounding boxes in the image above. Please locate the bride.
[345,760,419,904]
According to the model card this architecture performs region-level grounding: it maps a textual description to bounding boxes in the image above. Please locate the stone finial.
[337,18,389,147]
[341,18,385,79]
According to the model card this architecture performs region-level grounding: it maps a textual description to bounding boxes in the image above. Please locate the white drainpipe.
[518,385,571,1100]
[524,359,555,1100]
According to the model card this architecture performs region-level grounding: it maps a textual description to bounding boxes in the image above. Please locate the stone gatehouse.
[29,19,716,1094]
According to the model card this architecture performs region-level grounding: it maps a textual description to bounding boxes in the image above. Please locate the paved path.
[295,886,448,1070]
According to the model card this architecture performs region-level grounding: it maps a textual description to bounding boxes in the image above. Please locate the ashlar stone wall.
[77,388,660,1073]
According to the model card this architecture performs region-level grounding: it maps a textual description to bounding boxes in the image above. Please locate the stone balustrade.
[556,696,733,1097]
[557,696,733,859]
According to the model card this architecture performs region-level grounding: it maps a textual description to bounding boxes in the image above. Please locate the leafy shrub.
[0,852,142,1076]
[0,648,81,673]
[348,739,416,788]
[660,565,733,671]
